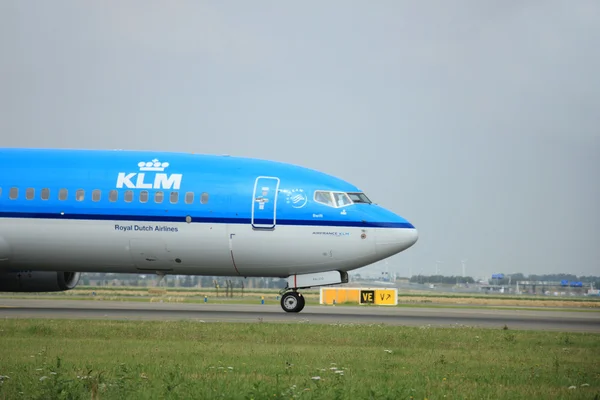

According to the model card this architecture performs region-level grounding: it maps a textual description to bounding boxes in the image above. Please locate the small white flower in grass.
[384,349,392,354]
[329,367,337,371]
[227,367,233,370]
[39,376,48,381]
[581,383,589,387]
[335,371,344,375]
[311,376,321,381]
[50,372,57,375]
[568,386,576,390]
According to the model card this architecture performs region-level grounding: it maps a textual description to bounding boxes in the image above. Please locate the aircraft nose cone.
[407,227,419,247]
[375,227,418,257]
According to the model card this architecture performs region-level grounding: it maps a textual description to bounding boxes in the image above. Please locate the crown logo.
[138,159,170,172]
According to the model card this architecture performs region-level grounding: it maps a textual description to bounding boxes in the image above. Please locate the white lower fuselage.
[0,218,417,277]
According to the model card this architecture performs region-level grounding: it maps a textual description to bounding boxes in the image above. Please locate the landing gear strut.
[280,290,305,313]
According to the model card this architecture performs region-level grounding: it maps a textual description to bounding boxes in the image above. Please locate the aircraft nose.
[375,226,418,258]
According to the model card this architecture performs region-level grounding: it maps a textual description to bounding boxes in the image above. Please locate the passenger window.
[9,187,18,200]
[124,190,133,203]
[140,190,149,203]
[170,192,178,204]
[76,189,85,201]
[109,190,118,202]
[26,188,35,200]
[59,189,68,201]
[200,192,209,204]
[185,192,194,204]
[92,189,101,202]
[314,191,334,207]
[155,191,164,204]
[41,188,50,200]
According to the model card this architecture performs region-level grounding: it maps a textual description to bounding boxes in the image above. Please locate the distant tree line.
[408,273,599,288]
[409,275,475,284]
[488,273,599,288]
[79,272,599,290]
[80,272,287,289]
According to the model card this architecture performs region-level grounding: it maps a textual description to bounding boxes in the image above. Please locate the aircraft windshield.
[313,190,371,208]
[347,192,371,204]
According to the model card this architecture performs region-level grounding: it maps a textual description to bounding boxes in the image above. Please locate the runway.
[1,299,598,332]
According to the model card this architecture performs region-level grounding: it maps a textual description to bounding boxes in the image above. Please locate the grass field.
[0,320,598,399]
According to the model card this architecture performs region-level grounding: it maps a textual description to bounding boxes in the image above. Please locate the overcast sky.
[1,1,598,277]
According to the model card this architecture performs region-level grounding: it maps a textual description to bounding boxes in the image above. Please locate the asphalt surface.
[0,299,598,332]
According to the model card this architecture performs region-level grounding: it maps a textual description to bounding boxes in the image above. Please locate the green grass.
[0,320,598,399]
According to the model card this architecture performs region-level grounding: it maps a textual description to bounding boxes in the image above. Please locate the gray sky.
[1,1,599,277]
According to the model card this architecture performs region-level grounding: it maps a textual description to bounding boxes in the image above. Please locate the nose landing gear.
[279,271,347,313]
[280,290,305,313]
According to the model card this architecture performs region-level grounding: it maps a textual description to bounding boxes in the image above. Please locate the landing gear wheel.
[298,293,305,311]
[281,291,305,313]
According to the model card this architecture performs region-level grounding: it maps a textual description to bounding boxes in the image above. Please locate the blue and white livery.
[0,148,418,312]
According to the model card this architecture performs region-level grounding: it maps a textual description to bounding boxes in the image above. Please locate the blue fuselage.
[0,148,414,230]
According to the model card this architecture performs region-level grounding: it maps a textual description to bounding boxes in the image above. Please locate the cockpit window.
[347,192,371,204]
[314,191,354,208]
[314,191,335,207]
[333,192,352,207]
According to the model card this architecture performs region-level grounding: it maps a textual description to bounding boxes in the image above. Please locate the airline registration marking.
[114,224,179,233]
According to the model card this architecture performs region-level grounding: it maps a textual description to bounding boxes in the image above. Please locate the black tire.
[297,293,305,312]
[281,291,303,313]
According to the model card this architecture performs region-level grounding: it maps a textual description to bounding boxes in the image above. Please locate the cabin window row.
[0,187,209,205]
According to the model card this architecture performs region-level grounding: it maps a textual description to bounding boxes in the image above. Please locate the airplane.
[0,147,418,313]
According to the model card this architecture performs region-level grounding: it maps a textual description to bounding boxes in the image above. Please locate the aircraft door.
[251,176,280,230]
